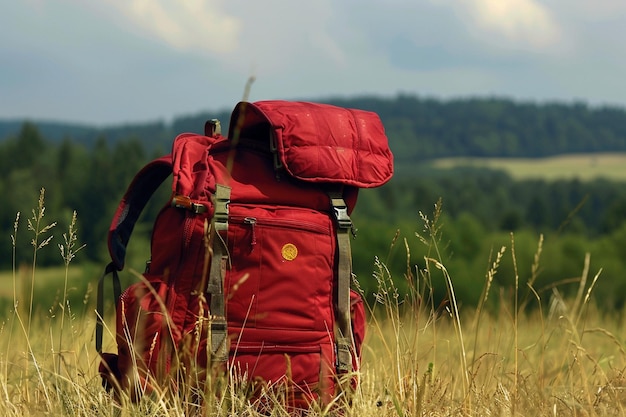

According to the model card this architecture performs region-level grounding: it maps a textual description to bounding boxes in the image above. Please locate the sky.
[2,0,626,126]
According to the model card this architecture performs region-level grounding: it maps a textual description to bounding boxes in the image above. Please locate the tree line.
[2,95,626,161]
[328,95,626,161]
[351,170,626,309]
[2,95,626,311]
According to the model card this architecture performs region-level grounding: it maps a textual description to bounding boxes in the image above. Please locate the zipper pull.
[244,217,257,247]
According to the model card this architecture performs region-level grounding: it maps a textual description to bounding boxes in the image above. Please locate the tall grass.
[360,201,621,416]
[1,192,625,416]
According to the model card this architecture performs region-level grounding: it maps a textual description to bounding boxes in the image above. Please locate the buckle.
[213,184,231,226]
[330,197,353,230]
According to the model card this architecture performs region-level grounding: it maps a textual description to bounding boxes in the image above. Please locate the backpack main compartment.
[97,100,393,408]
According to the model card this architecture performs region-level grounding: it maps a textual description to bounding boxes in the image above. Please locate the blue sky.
[2,0,625,125]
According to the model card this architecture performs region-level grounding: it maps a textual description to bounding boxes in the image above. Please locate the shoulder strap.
[97,155,173,355]
[100,133,226,359]
[108,156,173,271]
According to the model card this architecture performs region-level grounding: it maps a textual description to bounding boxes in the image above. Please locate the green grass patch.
[0,264,97,317]
[430,152,626,181]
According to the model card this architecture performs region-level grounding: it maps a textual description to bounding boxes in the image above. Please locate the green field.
[430,152,626,181]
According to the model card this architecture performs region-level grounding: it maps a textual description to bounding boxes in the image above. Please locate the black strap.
[98,157,172,355]
[109,157,173,270]
[96,262,121,353]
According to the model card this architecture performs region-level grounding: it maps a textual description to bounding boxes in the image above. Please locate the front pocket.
[225,204,335,332]
[229,341,336,404]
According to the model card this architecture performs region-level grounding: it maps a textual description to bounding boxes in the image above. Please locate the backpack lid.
[228,100,394,188]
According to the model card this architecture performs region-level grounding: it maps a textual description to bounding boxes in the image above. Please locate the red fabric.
[100,100,392,408]
[228,100,393,188]
[171,133,216,198]
[208,143,338,401]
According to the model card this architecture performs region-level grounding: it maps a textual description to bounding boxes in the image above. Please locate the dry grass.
[360,293,626,416]
[3,290,626,416]
[2,191,625,416]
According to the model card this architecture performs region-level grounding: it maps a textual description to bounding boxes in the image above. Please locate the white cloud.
[94,0,350,77]
[99,0,241,54]
[434,0,562,51]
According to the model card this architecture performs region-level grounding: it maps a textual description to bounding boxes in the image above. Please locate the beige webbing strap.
[330,193,355,373]
[208,184,231,362]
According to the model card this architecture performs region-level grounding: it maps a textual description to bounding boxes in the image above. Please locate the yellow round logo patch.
[281,243,298,261]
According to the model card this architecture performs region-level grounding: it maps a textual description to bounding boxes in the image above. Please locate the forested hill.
[4,95,626,310]
[2,95,626,160]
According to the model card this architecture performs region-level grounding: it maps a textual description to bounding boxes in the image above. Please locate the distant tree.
[15,122,47,168]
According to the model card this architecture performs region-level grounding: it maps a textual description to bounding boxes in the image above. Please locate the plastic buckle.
[334,206,352,229]
[214,185,231,227]
[331,198,353,230]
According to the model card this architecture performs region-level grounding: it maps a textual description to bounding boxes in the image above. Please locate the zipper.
[182,212,195,253]
[243,217,257,247]
[231,343,322,354]
[231,215,330,235]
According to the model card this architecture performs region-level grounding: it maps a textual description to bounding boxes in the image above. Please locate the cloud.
[94,0,241,54]
[435,0,562,51]
[216,1,348,74]
[2,0,626,124]
[567,1,626,19]
[95,0,350,77]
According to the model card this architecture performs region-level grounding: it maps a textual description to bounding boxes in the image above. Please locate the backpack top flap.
[228,100,394,188]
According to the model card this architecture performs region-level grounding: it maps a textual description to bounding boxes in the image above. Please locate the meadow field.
[429,152,626,182]
[1,239,625,416]
[1,158,626,416]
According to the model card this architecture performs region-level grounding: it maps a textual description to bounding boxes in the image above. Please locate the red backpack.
[96,100,393,407]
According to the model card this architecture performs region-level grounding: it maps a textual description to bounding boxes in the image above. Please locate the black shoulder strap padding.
[108,156,173,270]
